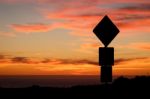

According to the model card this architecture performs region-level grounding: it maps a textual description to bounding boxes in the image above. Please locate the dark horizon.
[0,75,143,88]
[0,76,149,98]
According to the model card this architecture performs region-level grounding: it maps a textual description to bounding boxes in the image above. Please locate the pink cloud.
[2,0,149,36]
[0,31,16,37]
[0,0,37,4]
[38,0,150,37]
[76,43,101,54]
[10,23,58,33]
[80,43,100,49]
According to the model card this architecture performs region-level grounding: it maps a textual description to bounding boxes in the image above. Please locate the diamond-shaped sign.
[93,15,119,47]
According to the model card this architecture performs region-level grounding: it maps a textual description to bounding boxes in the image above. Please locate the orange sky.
[0,0,149,76]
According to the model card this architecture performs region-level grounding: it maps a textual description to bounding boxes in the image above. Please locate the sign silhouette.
[93,15,120,83]
[101,66,112,82]
[93,15,119,47]
[99,47,114,66]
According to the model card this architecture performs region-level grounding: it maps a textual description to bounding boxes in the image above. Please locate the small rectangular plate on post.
[99,47,114,66]
[101,66,112,82]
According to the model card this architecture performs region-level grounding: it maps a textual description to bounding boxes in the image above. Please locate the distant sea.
[0,75,133,88]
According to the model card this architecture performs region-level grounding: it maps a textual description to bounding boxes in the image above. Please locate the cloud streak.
[0,0,37,4]
[0,31,16,37]
[119,42,150,50]
[0,55,98,65]
[10,23,58,33]
[0,54,149,67]
[0,54,149,75]
[118,3,150,11]
[115,57,149,65]
[11,57,29,63]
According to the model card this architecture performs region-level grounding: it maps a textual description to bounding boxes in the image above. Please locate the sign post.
[93,15,119,83]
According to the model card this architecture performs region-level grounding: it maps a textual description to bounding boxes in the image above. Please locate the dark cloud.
[43,57,149,66]
[116,15,150,21]
[113,3,150,22]
[41,58,51,63]
[59,59,98,65]
[0,55,5,59]
[41,58,98,65]
[11,57,29,63]
[119,4,150,11]
[115,58,131,65]
[0,55,98,65]
[1,55,149,66]
[115,57,148,65]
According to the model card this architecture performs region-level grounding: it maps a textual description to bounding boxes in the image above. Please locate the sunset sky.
[0,0,149,76]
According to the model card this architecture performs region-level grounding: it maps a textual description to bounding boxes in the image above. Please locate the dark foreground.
[0,76,149,98]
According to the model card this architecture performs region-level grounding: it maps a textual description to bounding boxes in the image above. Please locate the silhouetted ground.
[0,76,149,98]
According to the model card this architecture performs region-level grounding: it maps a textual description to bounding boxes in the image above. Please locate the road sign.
[99,47,114,66]
[93,15,119,47]
[101,66,112,82]
[93,15,120,83]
